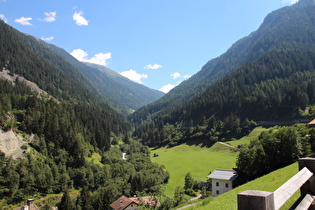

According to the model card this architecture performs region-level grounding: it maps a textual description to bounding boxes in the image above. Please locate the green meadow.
[150,127,275,197]
[150,143,237,197]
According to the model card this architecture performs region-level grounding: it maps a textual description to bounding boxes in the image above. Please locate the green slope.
[190,162,299,210]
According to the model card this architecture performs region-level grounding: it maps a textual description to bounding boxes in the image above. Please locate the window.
[225,183,229,188]
[216,182,219,187]
[216,190,219,195]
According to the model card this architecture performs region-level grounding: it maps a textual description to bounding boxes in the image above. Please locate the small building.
[207,169,238,197]
[21,199,39,210]
[308,119,315,127]
[110,195,160,210]
[153,153,159,157]
[110,196,138,210]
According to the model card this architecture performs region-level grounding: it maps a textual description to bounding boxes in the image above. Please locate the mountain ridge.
[39,40,164,113]
[130,0,315,124]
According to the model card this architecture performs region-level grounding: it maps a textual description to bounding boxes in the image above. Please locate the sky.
[0,0,299,93]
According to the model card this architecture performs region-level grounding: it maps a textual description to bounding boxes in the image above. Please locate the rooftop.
[207,169,238,181]
[110,196,137,210]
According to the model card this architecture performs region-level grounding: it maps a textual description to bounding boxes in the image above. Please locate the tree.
[58,189,74,210]
[76,186,92,210]
[184,172,194,190]
[174,186,185,206]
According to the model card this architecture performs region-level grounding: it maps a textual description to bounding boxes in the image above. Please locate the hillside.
[131,0,315,125]
[0,20,170,208]
[84,62,164,112]
[131,0,315,147]
[190,162,299,210]
[41,40,164,113]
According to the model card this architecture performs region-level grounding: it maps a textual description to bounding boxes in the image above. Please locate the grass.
[228,126,271,147]
[150,126,275,197]
[151,144,238,197]
[188,162,299,210]
[6,189,80,209]
[86,152,103,166]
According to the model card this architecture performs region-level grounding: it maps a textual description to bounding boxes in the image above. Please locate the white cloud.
[171,72,181,79]
[41,36,54,41]
[144,64,163,70]
[159,84,175,93]
[0,14,7,22]
[89,52,112,66]
[71,49,88,61]
[15,17,32,25]
[184,75,191,79]
[70,49,112,66]
[120,69,148,84]
[73,11,89,26]
[41,12,56,22]
[282,0,299,4]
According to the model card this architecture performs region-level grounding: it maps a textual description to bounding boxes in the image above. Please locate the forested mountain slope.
[0,20,131,151]
[41,40,164,113]
[0,20,169,208]
[173,48,315,123]
[132,0,315,147]
[131,0,315,124]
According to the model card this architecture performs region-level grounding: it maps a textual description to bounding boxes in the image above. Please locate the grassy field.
[150,127,277,197]
[150,144,238,197]
[189,162,299,210]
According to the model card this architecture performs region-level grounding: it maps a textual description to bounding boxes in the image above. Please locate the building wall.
[211,179,233,197]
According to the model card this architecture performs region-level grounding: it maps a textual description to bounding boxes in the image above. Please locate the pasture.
[150,143,237,196]
[150,127,273,197]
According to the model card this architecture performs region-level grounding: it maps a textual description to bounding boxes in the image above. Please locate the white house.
[207,169,238,197]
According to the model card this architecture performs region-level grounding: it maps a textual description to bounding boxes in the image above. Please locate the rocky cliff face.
[0,129,30,159]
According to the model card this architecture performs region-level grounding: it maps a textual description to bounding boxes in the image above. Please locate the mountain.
[0,20,132,151]
[130,0,315,124]
[0,20,169,207]
[131,0,315,146]
[39,40,164,114]
[83,62,164,112]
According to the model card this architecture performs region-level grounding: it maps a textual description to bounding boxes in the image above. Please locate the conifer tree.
[58,189,74,210]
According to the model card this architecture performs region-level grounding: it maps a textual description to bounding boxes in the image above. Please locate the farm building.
[207,169,238,197]
[110,195,160,210]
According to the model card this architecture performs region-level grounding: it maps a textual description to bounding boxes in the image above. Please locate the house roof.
[129,196,160,207]
[309,119,315,125]
[110,196,138,210]
[110,195,160,210]
[207,169,238,181]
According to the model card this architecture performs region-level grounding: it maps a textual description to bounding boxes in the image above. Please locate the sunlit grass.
[151,144,237,197]
[86,152,103,166]
[188,162,299,210]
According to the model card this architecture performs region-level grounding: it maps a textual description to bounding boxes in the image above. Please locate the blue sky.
[0,0,298,93]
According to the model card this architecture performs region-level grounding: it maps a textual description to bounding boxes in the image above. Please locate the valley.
[149,126,270,197]
[1,0,315,209]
